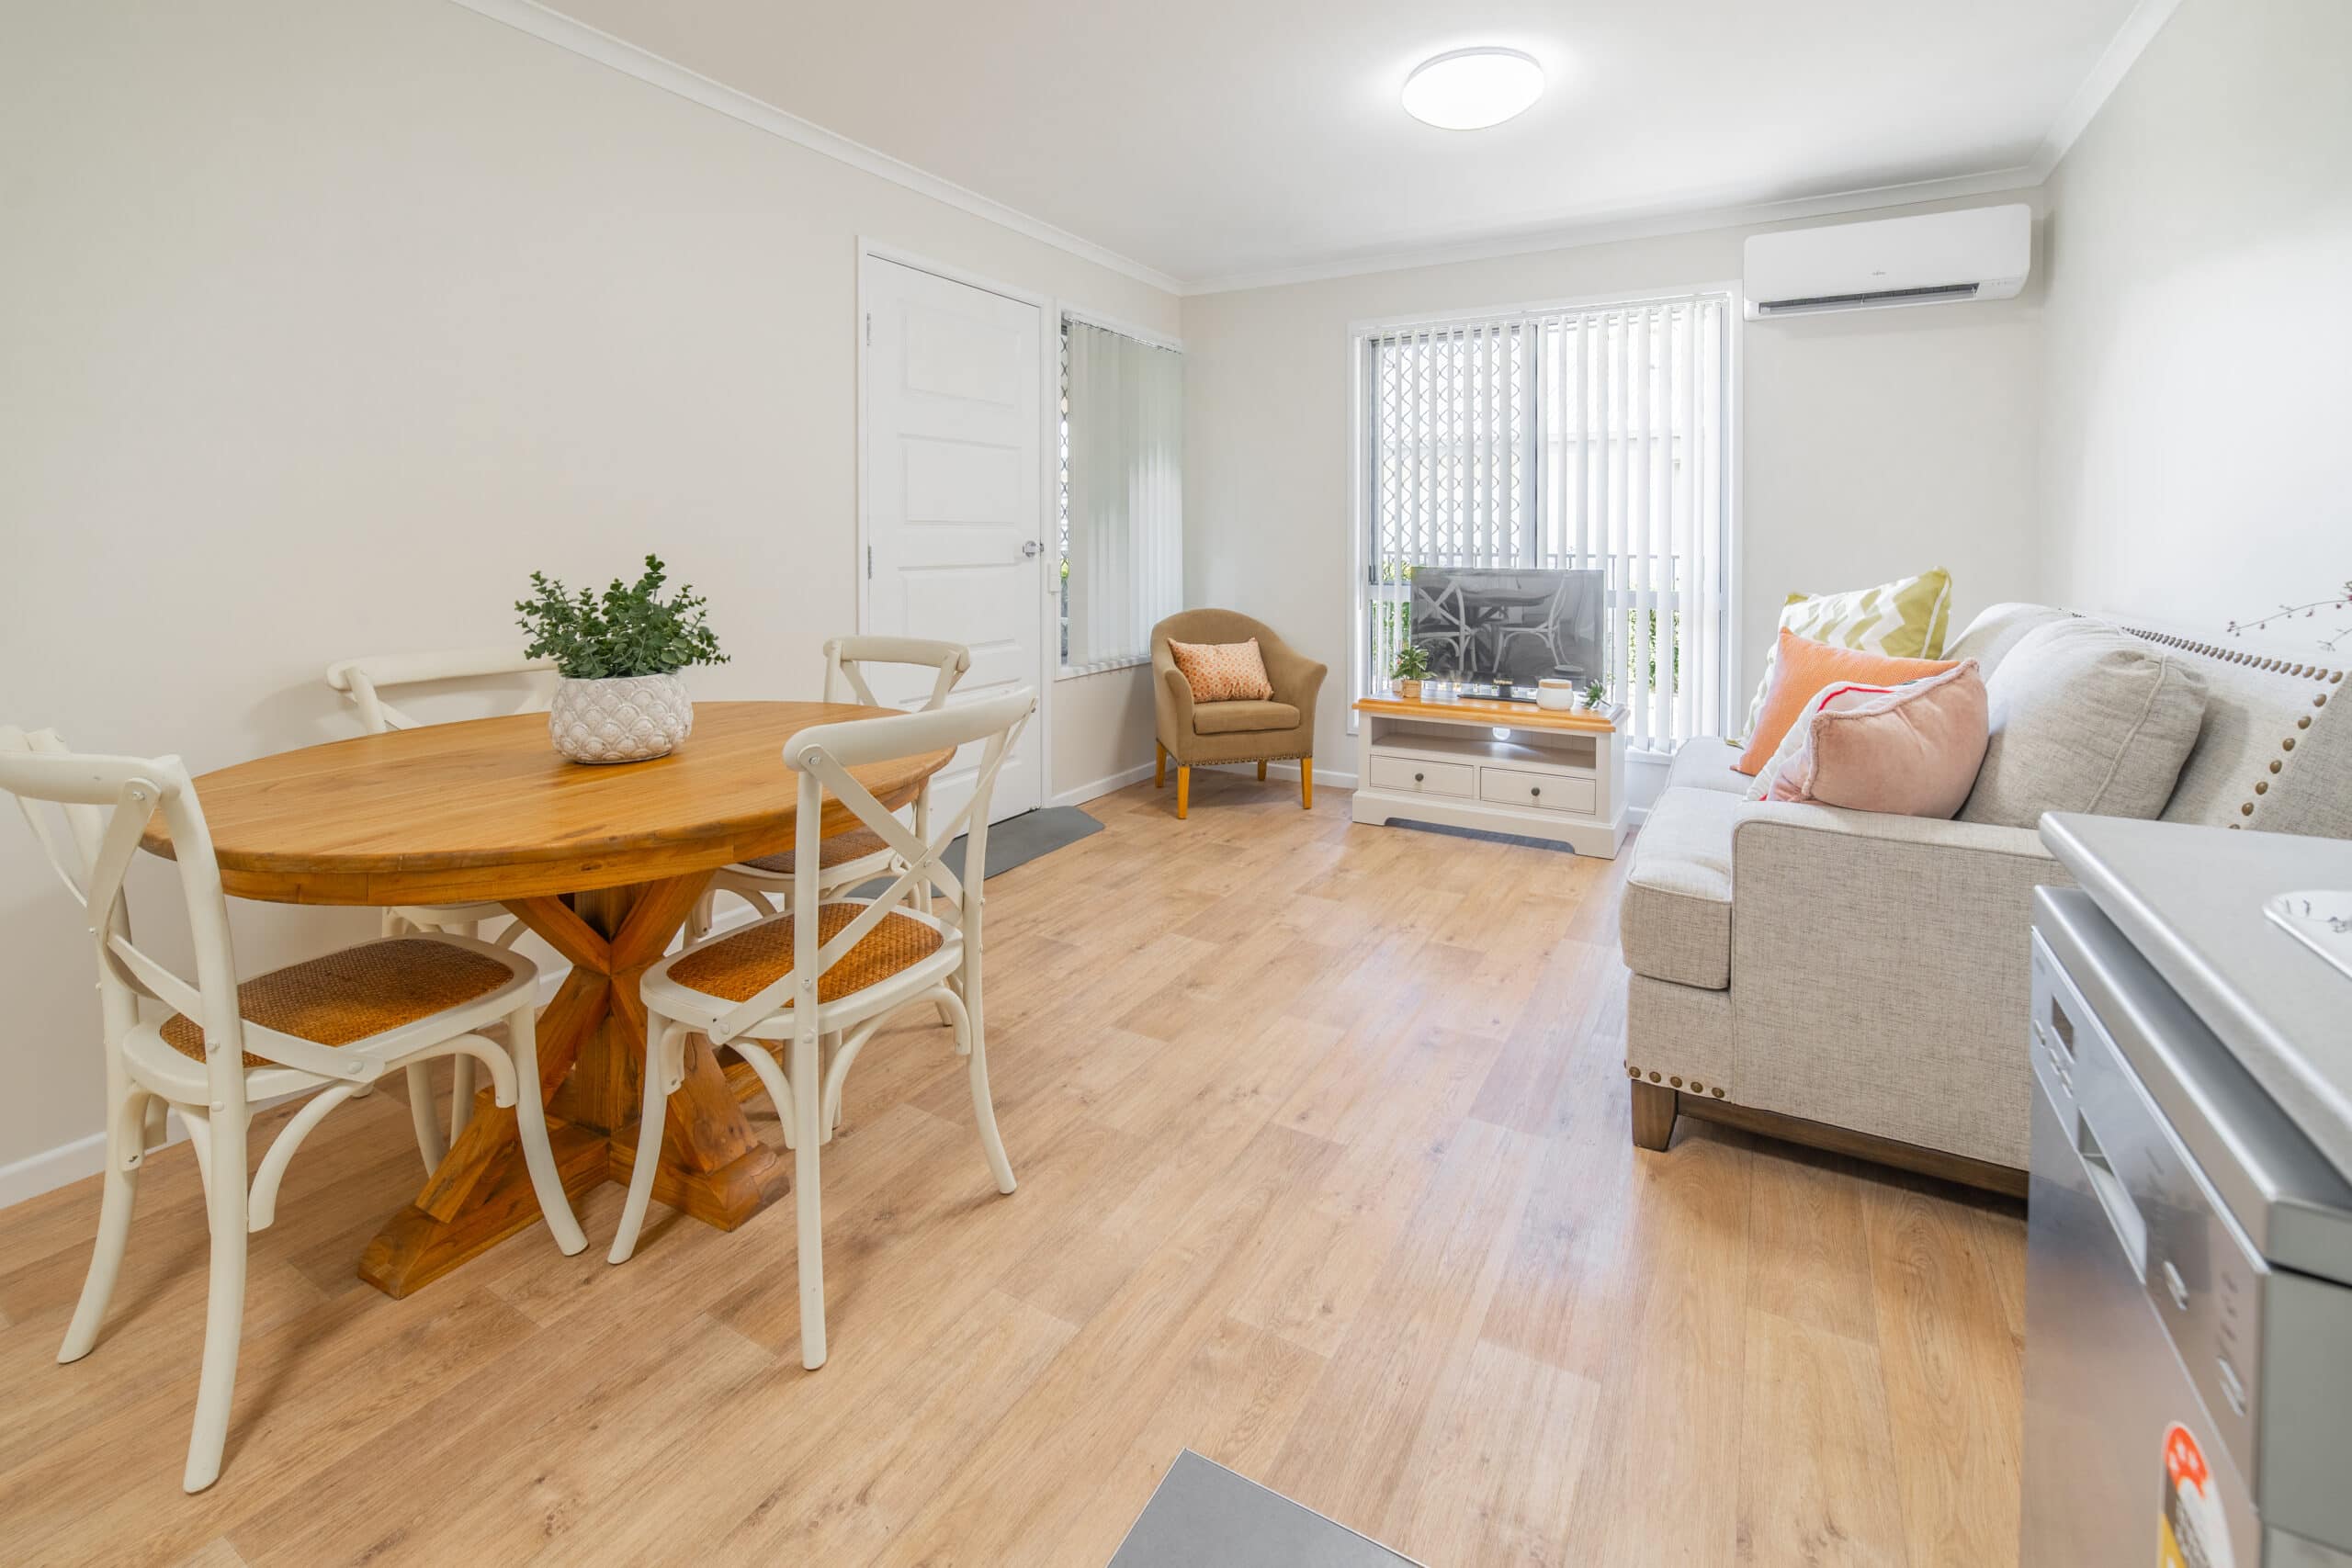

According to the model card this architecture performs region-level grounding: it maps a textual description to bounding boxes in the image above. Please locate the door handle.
[1021,540,1044,558]
[2076,1110,2149,1283]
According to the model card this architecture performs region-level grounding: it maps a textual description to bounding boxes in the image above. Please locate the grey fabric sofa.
[1618,603,2352,1188]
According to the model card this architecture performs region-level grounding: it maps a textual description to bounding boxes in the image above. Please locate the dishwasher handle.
[2075,1109,2149,1283]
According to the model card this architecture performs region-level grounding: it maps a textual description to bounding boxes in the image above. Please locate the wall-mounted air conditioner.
[1743,203,2031,320]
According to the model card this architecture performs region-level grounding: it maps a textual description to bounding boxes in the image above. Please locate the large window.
[1355,291,1734,751]
[1058,316,1182,674]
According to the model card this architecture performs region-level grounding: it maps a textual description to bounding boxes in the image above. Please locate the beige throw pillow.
[1958,620,2210,828]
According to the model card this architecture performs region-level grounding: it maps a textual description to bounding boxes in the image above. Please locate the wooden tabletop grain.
[140,700,951,906]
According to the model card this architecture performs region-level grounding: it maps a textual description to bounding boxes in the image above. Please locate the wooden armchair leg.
[1257,760,1267,781]
[1630,1081,1678,1152]
[1300,757,1313,810]
[1155,742,1166,788]
[1176,765,1190,819]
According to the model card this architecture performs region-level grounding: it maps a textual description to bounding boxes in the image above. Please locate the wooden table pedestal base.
[358,873,786,1299]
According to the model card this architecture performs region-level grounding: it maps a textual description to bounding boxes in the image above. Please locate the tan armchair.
[1150,609,1327,819]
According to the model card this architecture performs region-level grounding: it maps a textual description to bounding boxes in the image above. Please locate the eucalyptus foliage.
[515,555,729,680]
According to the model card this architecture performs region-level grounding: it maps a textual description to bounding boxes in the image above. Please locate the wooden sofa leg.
[1257,760,1267,781]
[1155,742,1166,788]
[1300,757,1313,810]
[1177,765,1190,819]
[1630,1081,1678,1152]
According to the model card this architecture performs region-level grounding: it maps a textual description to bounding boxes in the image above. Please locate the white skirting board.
[1051,758,1360,807]
[1051,759,1156,808]
[0,1110,197,1211]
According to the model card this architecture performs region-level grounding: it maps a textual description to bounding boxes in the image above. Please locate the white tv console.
[1350,693,1629,858]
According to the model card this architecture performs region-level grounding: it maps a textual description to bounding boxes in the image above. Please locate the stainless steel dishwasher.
[2026,883,2352,1567]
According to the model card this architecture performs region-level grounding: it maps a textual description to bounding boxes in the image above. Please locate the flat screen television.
[1407,566,1606,696]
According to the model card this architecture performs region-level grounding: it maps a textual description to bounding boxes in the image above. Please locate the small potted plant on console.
[1391,643,1431,701]
[517,554,729,763]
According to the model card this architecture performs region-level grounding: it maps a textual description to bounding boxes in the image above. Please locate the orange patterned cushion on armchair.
[1167,637,1275,703]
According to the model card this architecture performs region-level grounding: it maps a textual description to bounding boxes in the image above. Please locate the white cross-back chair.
[607,686,1035,1370]
[0,727,586,1493]
[685,637,971,943]
[325,647,554,1170]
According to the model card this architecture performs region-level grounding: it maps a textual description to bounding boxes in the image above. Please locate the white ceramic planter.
[548,672,693,763]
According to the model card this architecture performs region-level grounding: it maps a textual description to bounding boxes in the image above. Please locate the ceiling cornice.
[447,0,1187,296]
[455,0,2188,300]
[2031,0,2187,172]
[1177,165,2048,297]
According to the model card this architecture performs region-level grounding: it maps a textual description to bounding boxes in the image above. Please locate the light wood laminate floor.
[0,773,2025,1567]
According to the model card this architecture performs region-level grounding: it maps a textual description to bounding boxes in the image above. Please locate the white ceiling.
[536,0,2155,291]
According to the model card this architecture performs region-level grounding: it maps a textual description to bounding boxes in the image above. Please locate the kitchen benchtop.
[2042,813,2352,1179]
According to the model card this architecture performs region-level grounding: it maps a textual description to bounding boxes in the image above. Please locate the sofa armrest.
[1735,801,2055,863]
[1724,803,2067,1168]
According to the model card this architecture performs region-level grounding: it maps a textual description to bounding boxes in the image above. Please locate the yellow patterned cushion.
[1168,637,1275,703]
[1739,568,1953,739]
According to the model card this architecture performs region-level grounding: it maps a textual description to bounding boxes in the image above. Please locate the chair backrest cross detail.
[704,688,1033,1045]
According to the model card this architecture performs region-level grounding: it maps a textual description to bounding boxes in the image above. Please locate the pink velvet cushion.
[1747,660,1988,818]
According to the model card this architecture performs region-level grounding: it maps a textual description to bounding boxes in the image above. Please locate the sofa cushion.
[1751,661,1989,818]
[1739,568,1955,738]
[1960,619,2209,828]
[1621,786,1740,990]
[1192,699,1300,736]
[1944,602,2074,678]
[1736,631,1962,775]
[1664,738,1752,795]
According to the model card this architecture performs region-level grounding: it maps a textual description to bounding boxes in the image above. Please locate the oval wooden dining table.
[140,700,952,1298]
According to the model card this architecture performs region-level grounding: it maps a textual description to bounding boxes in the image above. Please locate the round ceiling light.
[1402,47,1544,130]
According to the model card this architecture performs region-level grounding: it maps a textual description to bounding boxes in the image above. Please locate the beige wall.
[0,0,1174,1182]
[1180,197,2047,779]
[2038,0,2351,639]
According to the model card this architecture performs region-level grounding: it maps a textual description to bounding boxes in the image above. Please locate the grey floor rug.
[1108,1451,1422,1567]
[849,805,1101,895]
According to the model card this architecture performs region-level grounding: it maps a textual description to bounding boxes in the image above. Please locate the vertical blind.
[1361,292,1732,752]
[1061,319,1183,673]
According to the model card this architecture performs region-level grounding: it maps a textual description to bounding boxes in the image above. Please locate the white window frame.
[1343,281,1744,751]
[1057,307,1185,681]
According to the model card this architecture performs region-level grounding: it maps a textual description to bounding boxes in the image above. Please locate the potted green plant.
[1580,676,1608,713]
[1390,643,1431,701]
[516,555,729,763]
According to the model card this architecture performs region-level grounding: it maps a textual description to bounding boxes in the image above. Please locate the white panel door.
[862,254,1046,824]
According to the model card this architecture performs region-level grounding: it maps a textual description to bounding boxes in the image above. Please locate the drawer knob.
[1414,772,1424,783]
[1530,786,1541,797]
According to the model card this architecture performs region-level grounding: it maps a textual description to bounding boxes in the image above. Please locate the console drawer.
[1368,754,1476,798]
[1479,767,1596,815]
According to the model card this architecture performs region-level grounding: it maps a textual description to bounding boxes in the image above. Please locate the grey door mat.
[1107,1451,1423,1567]
[849,805,1101,895]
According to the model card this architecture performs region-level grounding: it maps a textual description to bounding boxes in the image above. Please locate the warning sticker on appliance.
[2159,1423,2234,1568]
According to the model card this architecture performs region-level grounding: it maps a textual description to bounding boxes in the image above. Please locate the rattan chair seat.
[160,937,516,1068]
[738,825,893,877]
[665,902,944,1006]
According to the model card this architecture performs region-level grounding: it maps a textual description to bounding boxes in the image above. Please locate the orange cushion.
[1734,629,1962,775]
[1168,637,1274,703]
